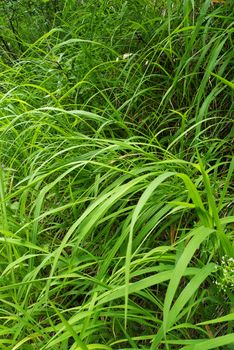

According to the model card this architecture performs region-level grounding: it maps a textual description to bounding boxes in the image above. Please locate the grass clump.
[0,0,233,349]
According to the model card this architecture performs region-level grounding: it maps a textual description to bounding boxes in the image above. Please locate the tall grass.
[0,0,233,349]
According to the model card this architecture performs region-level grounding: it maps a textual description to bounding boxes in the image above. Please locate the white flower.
[122,53,133,59]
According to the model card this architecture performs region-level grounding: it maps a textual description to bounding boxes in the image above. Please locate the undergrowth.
[0,0,233,349]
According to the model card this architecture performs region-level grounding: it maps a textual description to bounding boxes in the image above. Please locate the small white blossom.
[122,53,133,59]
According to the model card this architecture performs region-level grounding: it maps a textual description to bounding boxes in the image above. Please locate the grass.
[0,0,233,349]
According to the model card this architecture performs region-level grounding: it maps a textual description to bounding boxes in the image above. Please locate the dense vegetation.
[0,0,233,349]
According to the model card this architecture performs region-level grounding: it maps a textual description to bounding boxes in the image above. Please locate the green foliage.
[0,0,233,349]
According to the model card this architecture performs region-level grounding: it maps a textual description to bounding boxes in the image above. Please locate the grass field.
[0,0,233,349]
